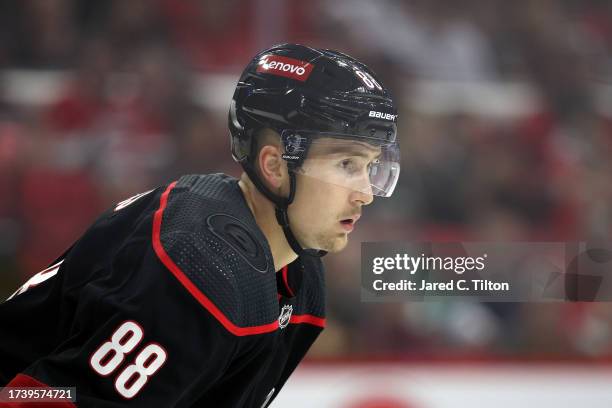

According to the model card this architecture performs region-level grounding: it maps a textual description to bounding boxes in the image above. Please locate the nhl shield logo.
[278,305,293,329]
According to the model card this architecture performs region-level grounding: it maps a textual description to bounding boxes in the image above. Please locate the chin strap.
[244,164,327,258]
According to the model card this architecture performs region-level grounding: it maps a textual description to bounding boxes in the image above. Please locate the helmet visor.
[281,130,400,198]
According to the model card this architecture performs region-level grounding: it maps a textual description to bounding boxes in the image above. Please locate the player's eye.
[339,158,358,174]
[339,158,352,168]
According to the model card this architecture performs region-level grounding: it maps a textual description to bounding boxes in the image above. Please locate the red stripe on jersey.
[5,374,77,407]
[281,265,295,297]
[152,182,279,336]
[290,314,326,328]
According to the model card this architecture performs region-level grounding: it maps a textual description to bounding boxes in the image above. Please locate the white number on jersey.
[90,320,167,399]
[6,260,64,301]
[114,189,154,212]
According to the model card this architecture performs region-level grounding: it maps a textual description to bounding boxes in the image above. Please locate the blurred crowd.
[1,0,611,359]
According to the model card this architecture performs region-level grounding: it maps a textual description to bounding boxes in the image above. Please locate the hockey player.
[0,43,400,407]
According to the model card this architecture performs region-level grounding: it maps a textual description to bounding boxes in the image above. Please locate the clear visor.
[281,131,400,198]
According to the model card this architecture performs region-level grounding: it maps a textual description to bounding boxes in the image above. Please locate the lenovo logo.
[369,111,397,121]
[257,55,314,81]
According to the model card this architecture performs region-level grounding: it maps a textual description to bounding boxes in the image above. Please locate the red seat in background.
[18,168,101,276]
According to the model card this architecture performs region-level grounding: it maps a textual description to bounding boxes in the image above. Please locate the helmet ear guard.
[229,99,250,163]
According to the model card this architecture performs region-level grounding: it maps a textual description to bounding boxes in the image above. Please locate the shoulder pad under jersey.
[152,174,279,336]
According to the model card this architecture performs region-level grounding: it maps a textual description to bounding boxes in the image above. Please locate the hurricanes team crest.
[278,305,293,329]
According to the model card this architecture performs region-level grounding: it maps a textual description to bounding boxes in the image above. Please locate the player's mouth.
[339,214,361,232]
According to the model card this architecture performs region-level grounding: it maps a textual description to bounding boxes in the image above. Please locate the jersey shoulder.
[154,174,279,336]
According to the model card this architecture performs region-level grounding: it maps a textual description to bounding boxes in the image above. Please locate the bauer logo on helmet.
[368,111,397,122]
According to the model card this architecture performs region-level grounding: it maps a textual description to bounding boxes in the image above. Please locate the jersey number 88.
[89,320,167,399]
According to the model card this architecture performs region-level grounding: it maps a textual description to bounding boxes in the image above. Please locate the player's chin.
[300,231,348,253]
[324,234,349,253]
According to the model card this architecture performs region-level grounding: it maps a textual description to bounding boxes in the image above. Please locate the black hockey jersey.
[0,174,326,407]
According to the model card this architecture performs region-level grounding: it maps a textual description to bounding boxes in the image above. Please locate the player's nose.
[350,184,374,206]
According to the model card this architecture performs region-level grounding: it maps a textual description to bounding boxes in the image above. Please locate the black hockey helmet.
[229,43,400,257]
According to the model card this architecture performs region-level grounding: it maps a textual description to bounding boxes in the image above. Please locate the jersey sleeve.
[5,239,242,407]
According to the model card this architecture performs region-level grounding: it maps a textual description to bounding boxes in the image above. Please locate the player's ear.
[258,143,287,191]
